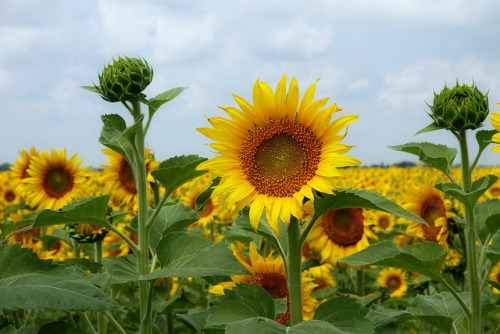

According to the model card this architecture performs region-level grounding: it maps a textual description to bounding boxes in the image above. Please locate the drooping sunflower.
[208,243,318,325]
[306,208,378,265]
[377,268,408,297]
[491,104,500,152]
[22,148,90,211]
[489,262,500,294]
[197,75,360,234]
[402,181,454,249]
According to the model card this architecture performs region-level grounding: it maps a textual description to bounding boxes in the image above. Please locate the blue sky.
[1,0,500,167]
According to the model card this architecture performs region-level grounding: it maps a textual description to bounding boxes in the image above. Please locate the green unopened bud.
[428,82,489,132]
[96,56,153,103]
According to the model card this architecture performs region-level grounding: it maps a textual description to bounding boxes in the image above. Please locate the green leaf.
[312,188,425,225]
[340,241,447,280]
[0,326,37,334]
[148,203,199,251]
[406,292,468,334]
[141,231,249,279]
[476,129,497,151]
[99,113,143,164]
[388,142,457,181]
[148,86,186,114]
[224,317,285,334]
[0,243,121,311]
[313,295,374,334]
[206,283,276,326]
[102,256,140,282]
[64,258,103,274]
[151,155,207,198]
[486,233,500,262]
[33,195,111,228]
[195,176,221,211]
[436,175,499,208]
[486,280,500,293]
[474,198,500,245]
[80,85,99,93]
[414,122,442,135]
[288,320,357,334]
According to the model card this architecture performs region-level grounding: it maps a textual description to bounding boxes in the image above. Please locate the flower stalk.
[287,216,303,325]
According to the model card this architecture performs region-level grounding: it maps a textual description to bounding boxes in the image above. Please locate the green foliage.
[152,155,208,198]
[313,296,374,333]
[435,175,499,208]
[99,113,143,164]
[388,142,457,181]
[148,87,187,116]
[340,241,447,281]
[0,243,121,311]
[142,231,249,279]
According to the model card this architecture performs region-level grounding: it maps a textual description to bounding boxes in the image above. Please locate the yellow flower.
[304,263,336,291]
[491,104,500,152]
[368,210,396,232]
[10,147,39,197]
[377,268,408,298]
[208,243,318,325]
[444,248,462,268]
[306,208,378,265]
[197,75,360,234]
[403,181,454,249]
[489,262,500,294]
[23,148,90,211]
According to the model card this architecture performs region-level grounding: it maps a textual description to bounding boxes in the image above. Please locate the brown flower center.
[119,159,137,194]
[378,217,390,230]
[420,196,446,242]
[386,275,402,290]
[44,167,74,198]
[254,272,290,325]
[4,190,16,203]
[323,208,365,246]
[240,119,321,197]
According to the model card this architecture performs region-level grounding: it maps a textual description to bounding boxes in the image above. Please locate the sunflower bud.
[66,205,112,243]
[427,82,489,132]
[96,56,153,103]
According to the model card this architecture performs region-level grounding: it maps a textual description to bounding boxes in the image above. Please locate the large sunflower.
[23,148,89,211]
[197,75,360,234]
[403,181,454,249]
[306,208,378,265]
[209,243,318,325]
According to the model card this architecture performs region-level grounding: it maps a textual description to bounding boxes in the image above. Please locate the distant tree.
[0,163,11,171]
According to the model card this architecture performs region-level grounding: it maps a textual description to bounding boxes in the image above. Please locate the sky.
[1,0,500,168]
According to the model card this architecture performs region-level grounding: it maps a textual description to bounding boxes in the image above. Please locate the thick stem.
[458,130,482,334]
[356,268,365,296]
[94,241,106,334]
[132,101,153,334]
[287,216,303,325]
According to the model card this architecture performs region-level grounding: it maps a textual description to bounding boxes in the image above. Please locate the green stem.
[436,277,472,317]
[94,241,106,334]
[356,268,365,296]
[107,223,140,254]
[457,130,482,333]
[131,100,153,334]
[287,216,303,325]
[145,190,169,230]
[81,312,98,334]
[104,311,127,334]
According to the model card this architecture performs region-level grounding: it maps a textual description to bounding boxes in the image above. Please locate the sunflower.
[197,75,360,234]
[377,268,408,297]
[0,172,21,207]
[368,210,396,232]
[208,243,318,325]
[491,105,500,152]
[306,208,378,265]
[304,263,336,291]
[100,148,157,208]
[403,181,454,249]
[489,262,500,294]
[22,148,90,211]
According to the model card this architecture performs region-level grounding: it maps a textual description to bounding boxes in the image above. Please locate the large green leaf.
[0,243,121,311]
[312,189,425,225]
[313,296,374,334]
[148,203,199,250]
[206,283,276,326]
[33,195,111,228]
[388,142,456,181]
[340,241,447,280]
[475,198,500,237]
[99,113,143,164]
[224,318,366,334]
[406,292,468,334]
[102,256,140,282]
[476,129,497,152]
[151,155,207,198]
[486,233,500,262]
[141,231,249,279]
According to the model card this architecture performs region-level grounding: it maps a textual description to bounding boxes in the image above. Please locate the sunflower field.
[1,56,500,334]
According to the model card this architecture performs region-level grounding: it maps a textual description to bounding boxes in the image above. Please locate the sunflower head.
[96,56,153,103]
[428,81,489,132]
[377,268,408,298]
[66,205,112,243]
[197,74,360,234]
